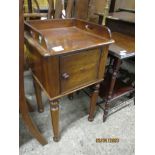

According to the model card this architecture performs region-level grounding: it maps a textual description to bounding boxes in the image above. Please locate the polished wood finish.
[103,58,121,122]
[88,84,100,121]
[65,0,90,19]
[24,19,113,100]
[49,100,60,142]
[109,32,135,59]
[24,19,113,141]
[24,13,47,18]
[66,0,74,18]
[99,70,134,101]
[33,76,44,112]
[74,0,89,20]
[20,0,47,145]
[60,49,100,93]
[97,8,135,122]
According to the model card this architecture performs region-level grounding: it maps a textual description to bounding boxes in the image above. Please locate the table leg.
[103,58,121,122]
[88,84,100,122]
[49,100,60,142]
[33,77,44,113]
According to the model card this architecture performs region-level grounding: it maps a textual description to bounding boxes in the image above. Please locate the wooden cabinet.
[60,49,100,93]
[24,19,113,141]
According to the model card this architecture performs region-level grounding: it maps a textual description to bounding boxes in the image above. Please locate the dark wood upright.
[19,0,47,145]
[96,8,135,122]
[24,19,114,141]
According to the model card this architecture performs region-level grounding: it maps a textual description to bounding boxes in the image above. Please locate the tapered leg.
[103,58,121,122]
[88,84,100,122]
[49,100,60,142]
[33,77,44,113]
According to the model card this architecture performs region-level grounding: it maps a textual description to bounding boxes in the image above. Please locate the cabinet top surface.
[40,26,107,54]
[24,19,114,56]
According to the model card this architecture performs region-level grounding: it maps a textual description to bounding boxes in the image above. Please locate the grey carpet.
[20,70,134,155]
[19,91,134,155]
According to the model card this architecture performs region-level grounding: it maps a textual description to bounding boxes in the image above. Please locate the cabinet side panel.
[98,46,109,79]
[26,43,60,98]
[26,44,44,85]
[43,57,60,98]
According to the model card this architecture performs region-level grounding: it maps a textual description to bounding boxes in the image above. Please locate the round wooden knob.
[62,73,70,79]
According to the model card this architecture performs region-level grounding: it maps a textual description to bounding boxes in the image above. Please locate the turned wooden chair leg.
[88,84,100,122]
[33,76,44,113]
[103,58,121,122]
[49,100,60,142]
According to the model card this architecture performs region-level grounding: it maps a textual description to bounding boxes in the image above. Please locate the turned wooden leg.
[103,58,121,122]
[49,100,60,142]
[33,77,44,113]
[88,84,100,122]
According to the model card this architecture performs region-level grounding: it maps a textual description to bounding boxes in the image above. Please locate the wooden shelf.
[99,72,134,101]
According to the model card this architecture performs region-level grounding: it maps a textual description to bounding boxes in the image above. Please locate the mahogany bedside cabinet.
[24,19,114,142]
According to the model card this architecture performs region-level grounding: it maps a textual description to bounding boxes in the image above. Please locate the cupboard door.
[60,49,100,93]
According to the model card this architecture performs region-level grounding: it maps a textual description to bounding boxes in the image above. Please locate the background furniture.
[96,11,135,36]
[19,0,47,145]
[24,19,113,141]
[99,32,135,122]
[96,6,135,122]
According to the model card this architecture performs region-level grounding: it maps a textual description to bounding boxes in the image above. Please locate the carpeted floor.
[19,89,135,155]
